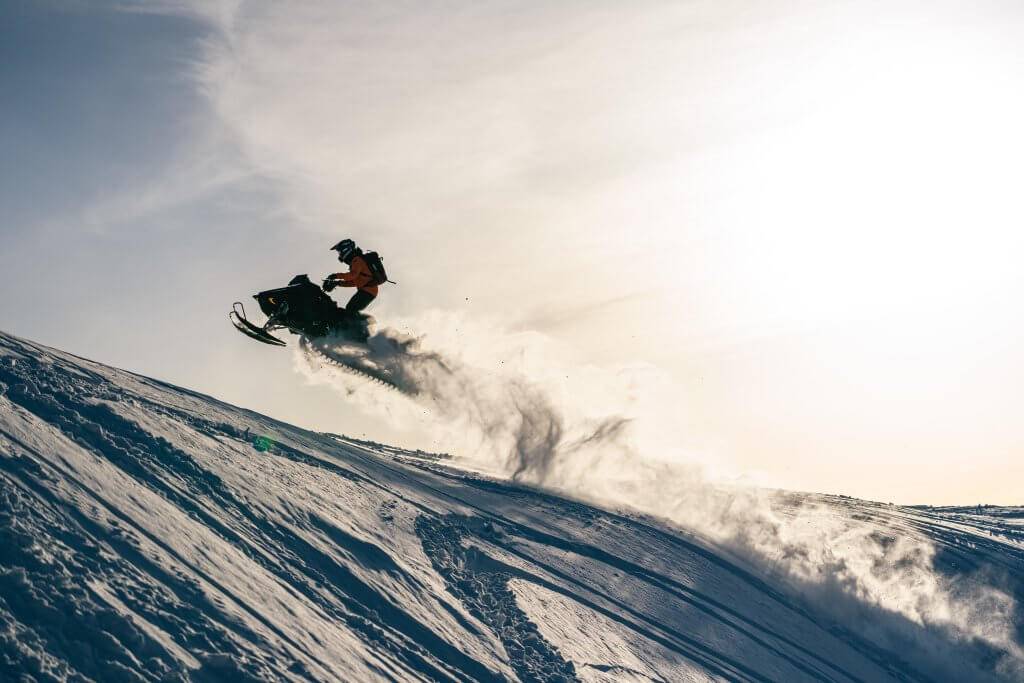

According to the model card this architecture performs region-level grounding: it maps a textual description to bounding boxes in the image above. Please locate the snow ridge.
[0,331,1021,681]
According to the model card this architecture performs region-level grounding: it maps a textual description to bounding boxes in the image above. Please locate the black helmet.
[330,239,357,261]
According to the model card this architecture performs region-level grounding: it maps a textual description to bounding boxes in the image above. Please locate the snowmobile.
[230,274,372,347]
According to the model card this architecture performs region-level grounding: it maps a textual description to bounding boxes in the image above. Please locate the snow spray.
[294,311,1023,679]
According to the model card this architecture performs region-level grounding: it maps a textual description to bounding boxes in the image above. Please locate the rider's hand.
[322,278,337,292]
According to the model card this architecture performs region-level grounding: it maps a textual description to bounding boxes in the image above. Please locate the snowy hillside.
[1,330,1021,682]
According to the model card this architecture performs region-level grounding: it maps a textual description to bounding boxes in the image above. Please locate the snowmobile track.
[298,337,406,394]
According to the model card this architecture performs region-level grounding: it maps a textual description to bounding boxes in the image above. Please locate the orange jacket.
[332,254,379,295]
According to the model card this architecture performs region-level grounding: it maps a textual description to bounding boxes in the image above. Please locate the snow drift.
[1,330,1023,681]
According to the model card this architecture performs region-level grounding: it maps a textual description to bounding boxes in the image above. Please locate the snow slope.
[0,330,1021,682]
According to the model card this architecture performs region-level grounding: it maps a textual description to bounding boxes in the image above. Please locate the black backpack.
[361,251,389,286]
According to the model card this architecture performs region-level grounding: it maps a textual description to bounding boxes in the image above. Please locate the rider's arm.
[331,271,358,287]
[328,257,373,288]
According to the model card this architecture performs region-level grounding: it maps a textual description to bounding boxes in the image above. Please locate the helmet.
[330,239,357,261]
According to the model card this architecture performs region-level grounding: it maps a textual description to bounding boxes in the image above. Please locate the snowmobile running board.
[230,302,287,347]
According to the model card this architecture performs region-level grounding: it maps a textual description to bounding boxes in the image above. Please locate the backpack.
[361,251,389,286]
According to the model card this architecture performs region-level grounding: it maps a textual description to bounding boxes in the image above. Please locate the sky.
[2,0,1023,504]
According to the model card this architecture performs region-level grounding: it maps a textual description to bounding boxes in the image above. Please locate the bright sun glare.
[708,20,1023,335]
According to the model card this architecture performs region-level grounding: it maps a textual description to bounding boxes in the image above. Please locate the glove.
[322,278,338,292]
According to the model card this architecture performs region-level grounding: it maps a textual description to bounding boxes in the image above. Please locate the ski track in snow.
[0,330,1021,682]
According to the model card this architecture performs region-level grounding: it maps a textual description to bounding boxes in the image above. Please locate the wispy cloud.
[122,0,1024,501]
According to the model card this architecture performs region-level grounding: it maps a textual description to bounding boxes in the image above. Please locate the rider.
[323,239,379,313]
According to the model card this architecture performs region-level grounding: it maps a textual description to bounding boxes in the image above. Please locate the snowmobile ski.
[230,302,286,347]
